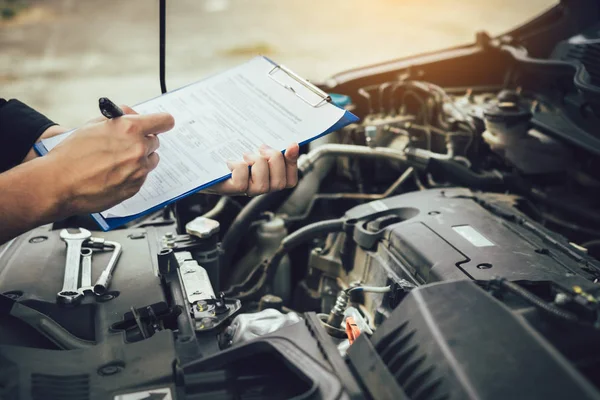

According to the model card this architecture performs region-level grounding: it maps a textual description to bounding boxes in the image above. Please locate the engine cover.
[347,280,600,400]
[345,188,600,289]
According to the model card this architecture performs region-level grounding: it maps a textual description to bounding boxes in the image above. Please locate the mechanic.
[0,99,300,244]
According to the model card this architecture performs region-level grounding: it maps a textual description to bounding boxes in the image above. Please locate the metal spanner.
[94,240,121,295]
[84,237,122,295]
[78,248,94,295]
[57,228,91,305]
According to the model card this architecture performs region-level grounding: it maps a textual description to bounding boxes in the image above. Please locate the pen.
[99,97,125,119]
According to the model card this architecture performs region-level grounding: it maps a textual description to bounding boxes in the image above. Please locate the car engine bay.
[4,1,600,399]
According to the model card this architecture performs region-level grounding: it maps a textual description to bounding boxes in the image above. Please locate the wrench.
[57,228,91,305]
[78,248,94,295]
[93,240,122,295]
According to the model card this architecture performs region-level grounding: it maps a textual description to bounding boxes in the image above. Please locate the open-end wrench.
[78,248,94,295]
[93,240,122,295]
[57,228,91,305]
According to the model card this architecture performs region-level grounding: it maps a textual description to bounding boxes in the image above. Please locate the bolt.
[199,317,214,329]
[164,232,175,239]
[554,293,569,305]
[98,362,125,376]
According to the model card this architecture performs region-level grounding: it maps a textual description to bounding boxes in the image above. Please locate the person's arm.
[0,155,66,244]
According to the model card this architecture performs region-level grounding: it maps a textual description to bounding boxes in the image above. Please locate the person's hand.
[45,106,174,215]
[202,143,300,197]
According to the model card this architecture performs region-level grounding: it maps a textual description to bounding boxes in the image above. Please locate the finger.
[258,145,286,191]
[120,105,138,115]
[146,134,160,155]
[129,112,175,136]
[244,153,270,196]
[203,160,249,195]
[284,143,300,188]
[147,151,160,171]
[88,115,107,124]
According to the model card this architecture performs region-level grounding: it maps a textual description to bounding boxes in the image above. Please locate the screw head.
[98,361,125,376]
[29,236,48,244]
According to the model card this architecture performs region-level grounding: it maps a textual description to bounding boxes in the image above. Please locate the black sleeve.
[0,98,57,173]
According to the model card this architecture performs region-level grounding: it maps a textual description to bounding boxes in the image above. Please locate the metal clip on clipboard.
[268,63,331,107]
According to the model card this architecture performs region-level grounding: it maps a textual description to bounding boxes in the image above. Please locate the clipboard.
[34,56,359,231]
[267,62,331,108]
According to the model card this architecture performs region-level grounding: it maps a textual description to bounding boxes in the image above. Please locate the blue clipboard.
[34,57,359,231]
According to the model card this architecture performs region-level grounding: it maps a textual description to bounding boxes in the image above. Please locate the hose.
[201,196,240,220]
[220,189,294,284]
[492,278,579,323]
[278,134,337,218]
[267,219,345,282]
[426,158,506,189]
[297,144,407,174]
[228,219,345,301]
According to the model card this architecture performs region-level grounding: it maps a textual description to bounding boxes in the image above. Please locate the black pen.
[99,97,125,119]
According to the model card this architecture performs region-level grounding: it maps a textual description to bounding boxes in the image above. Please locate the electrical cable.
[492,278,579,323]
[159,0,167,94]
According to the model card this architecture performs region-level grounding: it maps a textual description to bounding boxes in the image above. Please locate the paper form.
[39,56,346,219]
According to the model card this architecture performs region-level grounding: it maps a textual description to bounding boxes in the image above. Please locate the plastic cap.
[329,93,352,108]
[186,217,220,239]
[260,217,286,233]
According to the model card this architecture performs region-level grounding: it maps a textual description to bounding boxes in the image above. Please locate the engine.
[5,6,600,399]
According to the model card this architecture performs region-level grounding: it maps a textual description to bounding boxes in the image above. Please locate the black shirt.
[0,99,57,173]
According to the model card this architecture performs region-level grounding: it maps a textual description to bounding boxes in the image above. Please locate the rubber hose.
[267,219,344,283]
[220,188,296,283]
[201,196,230,220]
[427,158,506,189]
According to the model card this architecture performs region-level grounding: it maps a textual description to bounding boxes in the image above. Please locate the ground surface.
[1,0,555,126]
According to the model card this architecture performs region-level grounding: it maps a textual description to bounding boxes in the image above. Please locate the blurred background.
[1,0,555,127]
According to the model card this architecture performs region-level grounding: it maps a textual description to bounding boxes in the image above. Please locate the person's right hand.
[45,106,174,216]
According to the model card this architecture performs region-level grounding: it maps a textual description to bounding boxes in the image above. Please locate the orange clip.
[345,316,361,344]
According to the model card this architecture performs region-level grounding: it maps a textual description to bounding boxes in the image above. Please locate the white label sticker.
[370,200,389,212]
[453,225,495,247]
[114,387,172,400]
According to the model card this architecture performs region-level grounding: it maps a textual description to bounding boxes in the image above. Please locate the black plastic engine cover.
[345,188,600,288]
[0,224,183,400]
[347,280,600,400]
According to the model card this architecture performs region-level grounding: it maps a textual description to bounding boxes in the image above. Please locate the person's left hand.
[203,143,300,197]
